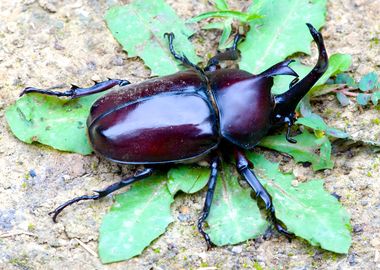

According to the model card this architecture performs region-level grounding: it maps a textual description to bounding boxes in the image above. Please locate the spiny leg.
[164,32,207,80]
[197,156,220,250]
[49,168,154,222]
[205,33,244,72]
[20,78,130,98]
[234,149,294,238]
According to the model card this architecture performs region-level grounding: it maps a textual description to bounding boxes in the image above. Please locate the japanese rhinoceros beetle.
[20,23,328,249]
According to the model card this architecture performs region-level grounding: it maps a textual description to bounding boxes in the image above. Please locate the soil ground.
[0,0,379,269]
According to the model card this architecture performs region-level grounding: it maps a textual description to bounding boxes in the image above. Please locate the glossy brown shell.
[209,69,274,149]
[87,72,219,164]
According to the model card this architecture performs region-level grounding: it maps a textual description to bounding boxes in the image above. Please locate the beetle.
[20,23,328,249]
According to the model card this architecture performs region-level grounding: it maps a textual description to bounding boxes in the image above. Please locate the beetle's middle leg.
[234,149,294,239]
[164,32,207,79]
[197,156,220,250]
[20,78,130,98]
[205,33,244,72]
[49,168,154,222]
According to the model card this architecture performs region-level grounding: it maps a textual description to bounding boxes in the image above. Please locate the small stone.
[348,253,357,266]
[91,75,101,82]
[293,267,308,270]
[6,22,18,33]
[353,224,364,233]
[180,206,190,215]
[263,228,274,240]
[331,192,342,201]
[231,246,243,254]
[54,41,65,50]
[111,55,124,66]
[87,61,97,71]
[177,213,190,222]
[61,175,71,182]
[370,237,380,247]
[29,169,37,178]
[0,209,16,231]
[38,0,57,13]
[291,180,299,187]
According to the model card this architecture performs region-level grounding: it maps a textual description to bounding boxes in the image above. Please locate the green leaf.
[5,93,103,155]
[202,21,225,30]
[272,54,352,95]
[335,73,357,88]
[214,0,229,10]
[99,174,173,263]
[296,114,348,139]
[190,10,262,23]
[357,93,370,105]
[240,0,327,73]
[359,72,378,91]
[246,153,352,254]
[371,92,380,105]
[218,18,233,49]
[325,127,349,139]
[299,96,313,117]
[105,0,200,76]
[308,53,352,96]
[259,130,333,171]
[318,54,352,83]
[167,165,209,195]
[296,115,327,131]
[206,163,268,246]
[336,92,351,107]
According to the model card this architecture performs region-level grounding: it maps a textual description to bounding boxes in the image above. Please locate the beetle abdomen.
[88,71,204,127]
[88,92,219,164]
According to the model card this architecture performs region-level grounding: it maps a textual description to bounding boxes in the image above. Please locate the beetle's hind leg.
[234,149,294,239]
[205,33,244,72]
[197,157,220,250]
[49,168,154,222]
[20,78,130,98]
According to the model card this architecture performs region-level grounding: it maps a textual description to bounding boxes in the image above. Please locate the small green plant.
[329,72,380,106]
[190,0,262,49]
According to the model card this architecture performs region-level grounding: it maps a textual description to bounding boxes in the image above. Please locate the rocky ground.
[0,0,379,269]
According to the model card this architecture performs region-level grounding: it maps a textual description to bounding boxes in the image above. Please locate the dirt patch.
[0,0,379,269]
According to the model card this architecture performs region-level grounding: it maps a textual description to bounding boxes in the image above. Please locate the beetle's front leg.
[197,156,220,250]
[234,149,294,239]
[50,168,154,222]
[20,78,130,98]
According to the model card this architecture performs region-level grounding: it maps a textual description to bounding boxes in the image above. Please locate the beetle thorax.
[209,69,275,149]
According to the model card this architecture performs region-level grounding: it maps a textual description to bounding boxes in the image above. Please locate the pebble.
[231,246,243,254]
[331,192,342,201]
[370,237,380,247]
[111,55,124,66]
[348,253,357,266]
[291,180,299,187]
[0,209,16,230]
[6,22,18,33]
[177,213,190,222]
[29,169,37,178]
[353,224,364,233]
